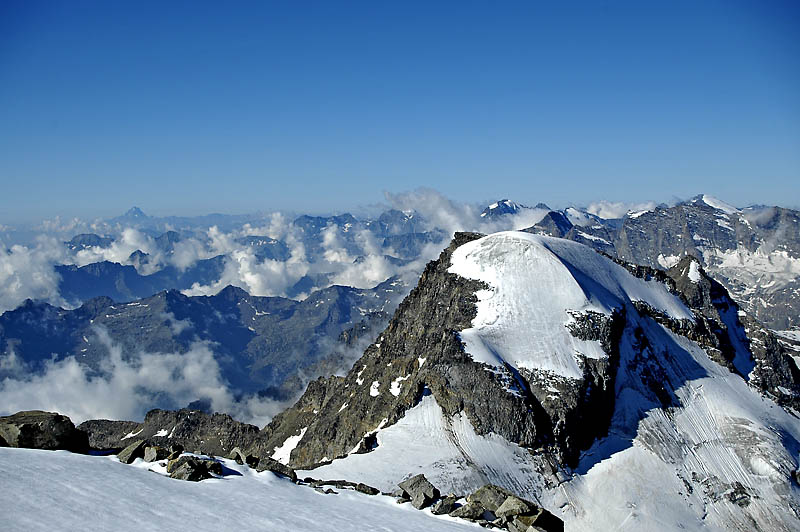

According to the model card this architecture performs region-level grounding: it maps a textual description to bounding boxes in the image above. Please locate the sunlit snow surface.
[448,232,692,379]
[0,448,482,532]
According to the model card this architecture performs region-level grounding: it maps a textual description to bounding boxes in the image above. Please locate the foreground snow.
[0,448,481,532]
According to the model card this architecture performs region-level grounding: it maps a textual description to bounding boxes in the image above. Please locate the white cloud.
[586,200,657,219]
[0,235,68,313]
[0,327,287,426]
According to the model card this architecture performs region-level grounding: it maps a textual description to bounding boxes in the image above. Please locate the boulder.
[228,446,259,468]
[0,411,88,453]
[167,456,223,482]
[143,446,169,463]
[255,456,297,482]
[467,484,515,512]
[117,439,147,464]
[495,495,536,519]
[509,509,564,532]
[431,495,459,515]
[398,474,440,509]
[355,483,380,495]
[449,501,487,520]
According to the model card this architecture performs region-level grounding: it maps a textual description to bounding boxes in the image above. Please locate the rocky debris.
[166,456,222,482]
[255,456,298,482]
[304,478,380,495]
[143,445,169,463]
[117,439,147,464]
[0,411,89,453]
[228,446,259,468]
[398,474,440,509]
[431,495,459,515]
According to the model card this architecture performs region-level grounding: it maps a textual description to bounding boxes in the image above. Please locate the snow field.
[0,447,483,532]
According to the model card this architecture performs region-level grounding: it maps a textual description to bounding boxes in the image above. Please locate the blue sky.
[1,1,798,222]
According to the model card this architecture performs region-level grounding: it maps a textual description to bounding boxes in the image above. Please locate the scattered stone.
[398,474,440,509]
[355,483,380,495]
[467,484,515,512]
[117,439,147,464]
[255,456,298,482]
[495,495,535,519]
[727,482,751,507]
[449,501,486,520]
[0,411,89,453]
[143,446,169,463]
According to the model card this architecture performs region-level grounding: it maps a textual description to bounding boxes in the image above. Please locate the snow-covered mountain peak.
[689,194,741,214]
[480,199,528,218]
[448,232,692,379]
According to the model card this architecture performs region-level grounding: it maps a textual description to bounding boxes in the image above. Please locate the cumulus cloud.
[585,200,657,219]
[0,235,68,313]
[0,327,288,426]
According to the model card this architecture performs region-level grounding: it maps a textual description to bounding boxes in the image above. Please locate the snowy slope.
[543,316,800,531]
[301,392,547,498]
[448,232,692,379]
[0,447,482,532]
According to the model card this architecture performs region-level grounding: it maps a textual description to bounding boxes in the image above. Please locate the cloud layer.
[0,327,289,426]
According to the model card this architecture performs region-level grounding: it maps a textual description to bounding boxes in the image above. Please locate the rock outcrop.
[0,411,88,453]
[79,408,260,456]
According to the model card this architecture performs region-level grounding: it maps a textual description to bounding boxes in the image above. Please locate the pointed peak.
[124,206,147,218]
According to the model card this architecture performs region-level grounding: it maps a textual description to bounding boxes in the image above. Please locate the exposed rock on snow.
[0,410,88,453]
[117,439,146,464]
[167,455,222,482]
[398,473,440,509]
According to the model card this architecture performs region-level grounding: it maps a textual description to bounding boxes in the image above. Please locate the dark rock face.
[616,255,799,411]
[253,232,620,468]
[79,409,260,457]
[0,411,88,453]
[397,474,441,509]
[77,419,141,451]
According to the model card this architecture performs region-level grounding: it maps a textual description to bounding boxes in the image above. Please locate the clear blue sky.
[1,1,798,222]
